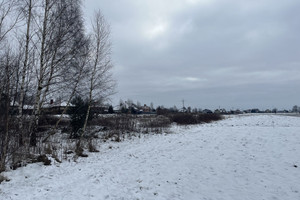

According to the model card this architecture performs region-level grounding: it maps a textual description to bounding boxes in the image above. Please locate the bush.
[75,143,88,157]
[139,115,171,130]
[108,105,114,114]
[90,114,172,137]
[169,113,198,125]
[37,154,51,166]
[38,115,55,126]
[197,113,223,123]
[67,96,90,138]
[0,175,10,184]
[88,139,99,152]
[168,113,223,125]
[89,115,137,132]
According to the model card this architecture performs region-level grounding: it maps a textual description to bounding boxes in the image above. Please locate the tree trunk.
[0,59,11,172]
[18,0,32,146]
[30,0,50,146]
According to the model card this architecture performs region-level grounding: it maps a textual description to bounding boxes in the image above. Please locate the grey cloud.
[84,0,300,110]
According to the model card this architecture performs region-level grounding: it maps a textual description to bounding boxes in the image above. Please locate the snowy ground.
[1,114,300,200]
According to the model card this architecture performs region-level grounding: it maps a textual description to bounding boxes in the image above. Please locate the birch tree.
[0,0,20,44]
[0,0,23,171]
[0,0,20,99]
[30,0,87,145]
[18,0,34,119]
[81,10,115,137]
[0,49,18,172]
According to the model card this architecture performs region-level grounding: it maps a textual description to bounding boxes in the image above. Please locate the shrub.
[44,143,53,154]
[108,105,114,114]
[75,143,88,157]
[90,115,137,132]
[169,113,198,125]
[38,115,59,126]
[197,113,223,123]
[37,154,51,165]
[138,115,171,132]
[67,96,90,138]
[168,113,223,125]
[88,139,99,152]
[0,174,10,184]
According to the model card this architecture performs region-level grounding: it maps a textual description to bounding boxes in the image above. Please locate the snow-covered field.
[1,114,299,200]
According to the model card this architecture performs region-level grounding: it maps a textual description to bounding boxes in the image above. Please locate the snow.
[1,114,300,200]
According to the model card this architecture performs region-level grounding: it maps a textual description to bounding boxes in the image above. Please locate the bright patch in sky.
[145,21,168,39]
[186,0,215,5]
[184,77,201,82]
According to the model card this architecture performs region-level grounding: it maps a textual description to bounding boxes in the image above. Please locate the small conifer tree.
[108,105,114,114]
[67,96,90,138]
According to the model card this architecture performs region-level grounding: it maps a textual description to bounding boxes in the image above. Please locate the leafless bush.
[75,142,88,157]
[44,143,52,154]
[138,115,171,133]
[36,154,51,166]
[168,113,198,125]
[196,113,223,123]
[88,139,99,152]
[168,113,223,125]
[89,115,137,132]
[38,115,70,127]
[0,174,10,184]
[90,114,172,138]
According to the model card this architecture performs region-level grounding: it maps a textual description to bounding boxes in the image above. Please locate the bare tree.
[0,0,115,170]
[42,37,90,143]
[292,105,299,113]
[30,0,88,145]
[0,0,20,99]
[0,49,18,172]
[136,101,141,109]
[81,10,115,136]
[150,102,154,111]
[0,1,26,170]
[18,0,34,119]
[0,0,21,44]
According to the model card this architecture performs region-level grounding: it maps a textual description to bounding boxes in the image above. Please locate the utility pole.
[182,99,185,112]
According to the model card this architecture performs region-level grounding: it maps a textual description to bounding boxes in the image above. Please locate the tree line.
[0,0,114,172]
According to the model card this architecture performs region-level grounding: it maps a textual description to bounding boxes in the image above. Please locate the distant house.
[220,108,227,114]
[9,101,34,115]
[233,109,243,114]
[41,99,69,114]
[214,108,227,114]
[214,109,220,114]
[251,109,260,113]
[141,104,151,113]
[277,110,289,113]
[179,107,187,113]
[23,104,34,114]
[265,109,272,113]
[203,109,213,114]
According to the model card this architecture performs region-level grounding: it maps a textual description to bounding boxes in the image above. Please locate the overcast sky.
[83,0,300,110]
